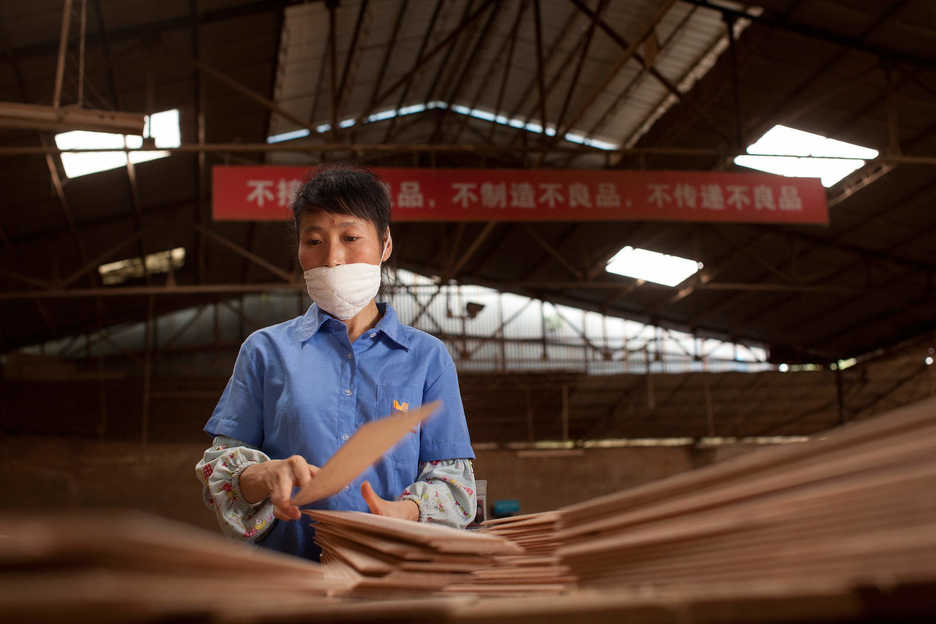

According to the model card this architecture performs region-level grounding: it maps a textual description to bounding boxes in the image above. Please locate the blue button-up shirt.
[203,302,474,560]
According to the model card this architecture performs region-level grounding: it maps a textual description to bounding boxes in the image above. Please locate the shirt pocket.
[375,383,422,466]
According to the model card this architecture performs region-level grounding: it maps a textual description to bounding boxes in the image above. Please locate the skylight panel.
[470,109,496,122]
[263,101,619,151]
[99,247,185,285]
[398,103,426,115]
[367,109,397,122]
[734,124,879,187]
[605,246,702,287]
[55,108,181,178]
[267,128,310,143]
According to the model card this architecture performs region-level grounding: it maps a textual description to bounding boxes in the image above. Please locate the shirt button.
[346,353,352,360]
[344,389,352,396]
[369,332,376,338]
[342,434,349,441]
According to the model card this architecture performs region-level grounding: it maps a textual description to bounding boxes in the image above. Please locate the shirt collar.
[372,302,410,350]
[293,302,410,350]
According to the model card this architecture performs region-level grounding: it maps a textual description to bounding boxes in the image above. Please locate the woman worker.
[195,166,477,560]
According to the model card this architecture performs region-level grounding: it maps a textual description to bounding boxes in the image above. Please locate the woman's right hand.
[239,456,319,521]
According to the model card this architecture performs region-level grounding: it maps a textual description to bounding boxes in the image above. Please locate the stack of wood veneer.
[304,509,533,596]
[554,396,936,590]
[0,511,334,622]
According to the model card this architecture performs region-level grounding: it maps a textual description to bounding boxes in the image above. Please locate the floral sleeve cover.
[196,439,478,536]
[195,436,276,542]
[398,459,478,528]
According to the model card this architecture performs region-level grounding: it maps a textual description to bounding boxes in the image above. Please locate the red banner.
[212,166,827,224]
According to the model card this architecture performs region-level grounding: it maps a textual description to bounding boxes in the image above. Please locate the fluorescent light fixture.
[605,246,702,287]
[55,109,181,178]
[734,124,879,187]
[99,247,185,285]
[266,128,310,143]
[338,118,356,128]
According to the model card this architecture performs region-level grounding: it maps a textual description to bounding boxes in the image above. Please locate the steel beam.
[532,0,548,147]
[194,58,324,139]
[454,0,528,143]
[195,225,294,282]
[52,0,73,110]
[521,225,584,280]
[447,221,498,279]
[14,143,936,162]
[558,0,684,168]
[431,1,500,143]
[382,0,443,143]
[0,283,303,300]
[161,304,208,350]
[327,0,338,141]
[407,284,444,331]
[698,172,936,324]
[59,234,141,288]
[307,16,331,130]
[336,0,369,122]
[0,268,53,290]
[190,0,205,285]
[521,224,581,281]
[11,1,310,60]
[376,0,497,106]
[568,0,729,143]
[680,0,929,69]
[423,0,478,120]
[507,5,586,148]
[352,0,408,135]
[534,0,608,167]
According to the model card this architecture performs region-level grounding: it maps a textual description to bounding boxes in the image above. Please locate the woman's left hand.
[361,481,419,521]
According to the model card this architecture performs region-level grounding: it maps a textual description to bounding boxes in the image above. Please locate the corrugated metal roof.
[267,0,759,158]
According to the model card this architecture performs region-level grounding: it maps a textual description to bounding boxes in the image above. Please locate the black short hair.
[292,165,391,245]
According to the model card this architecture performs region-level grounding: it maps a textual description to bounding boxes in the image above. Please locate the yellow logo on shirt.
[393,400,409,412]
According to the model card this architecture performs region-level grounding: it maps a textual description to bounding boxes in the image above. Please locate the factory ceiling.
[1,0,935,364]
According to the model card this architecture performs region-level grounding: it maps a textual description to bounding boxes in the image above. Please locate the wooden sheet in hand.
[291,400,441,506]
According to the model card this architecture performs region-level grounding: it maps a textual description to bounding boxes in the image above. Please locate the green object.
[492,499,520,518]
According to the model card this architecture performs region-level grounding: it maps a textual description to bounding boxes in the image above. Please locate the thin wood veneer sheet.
[291,400,441,506]
[559,395,936,526]
[482,511,560,528]
[558,428,936,543]
[315,525,493,567]
[1,511,323,578]
[304,510,523,555]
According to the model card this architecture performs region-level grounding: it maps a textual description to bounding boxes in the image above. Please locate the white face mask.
[303,239,388,320]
